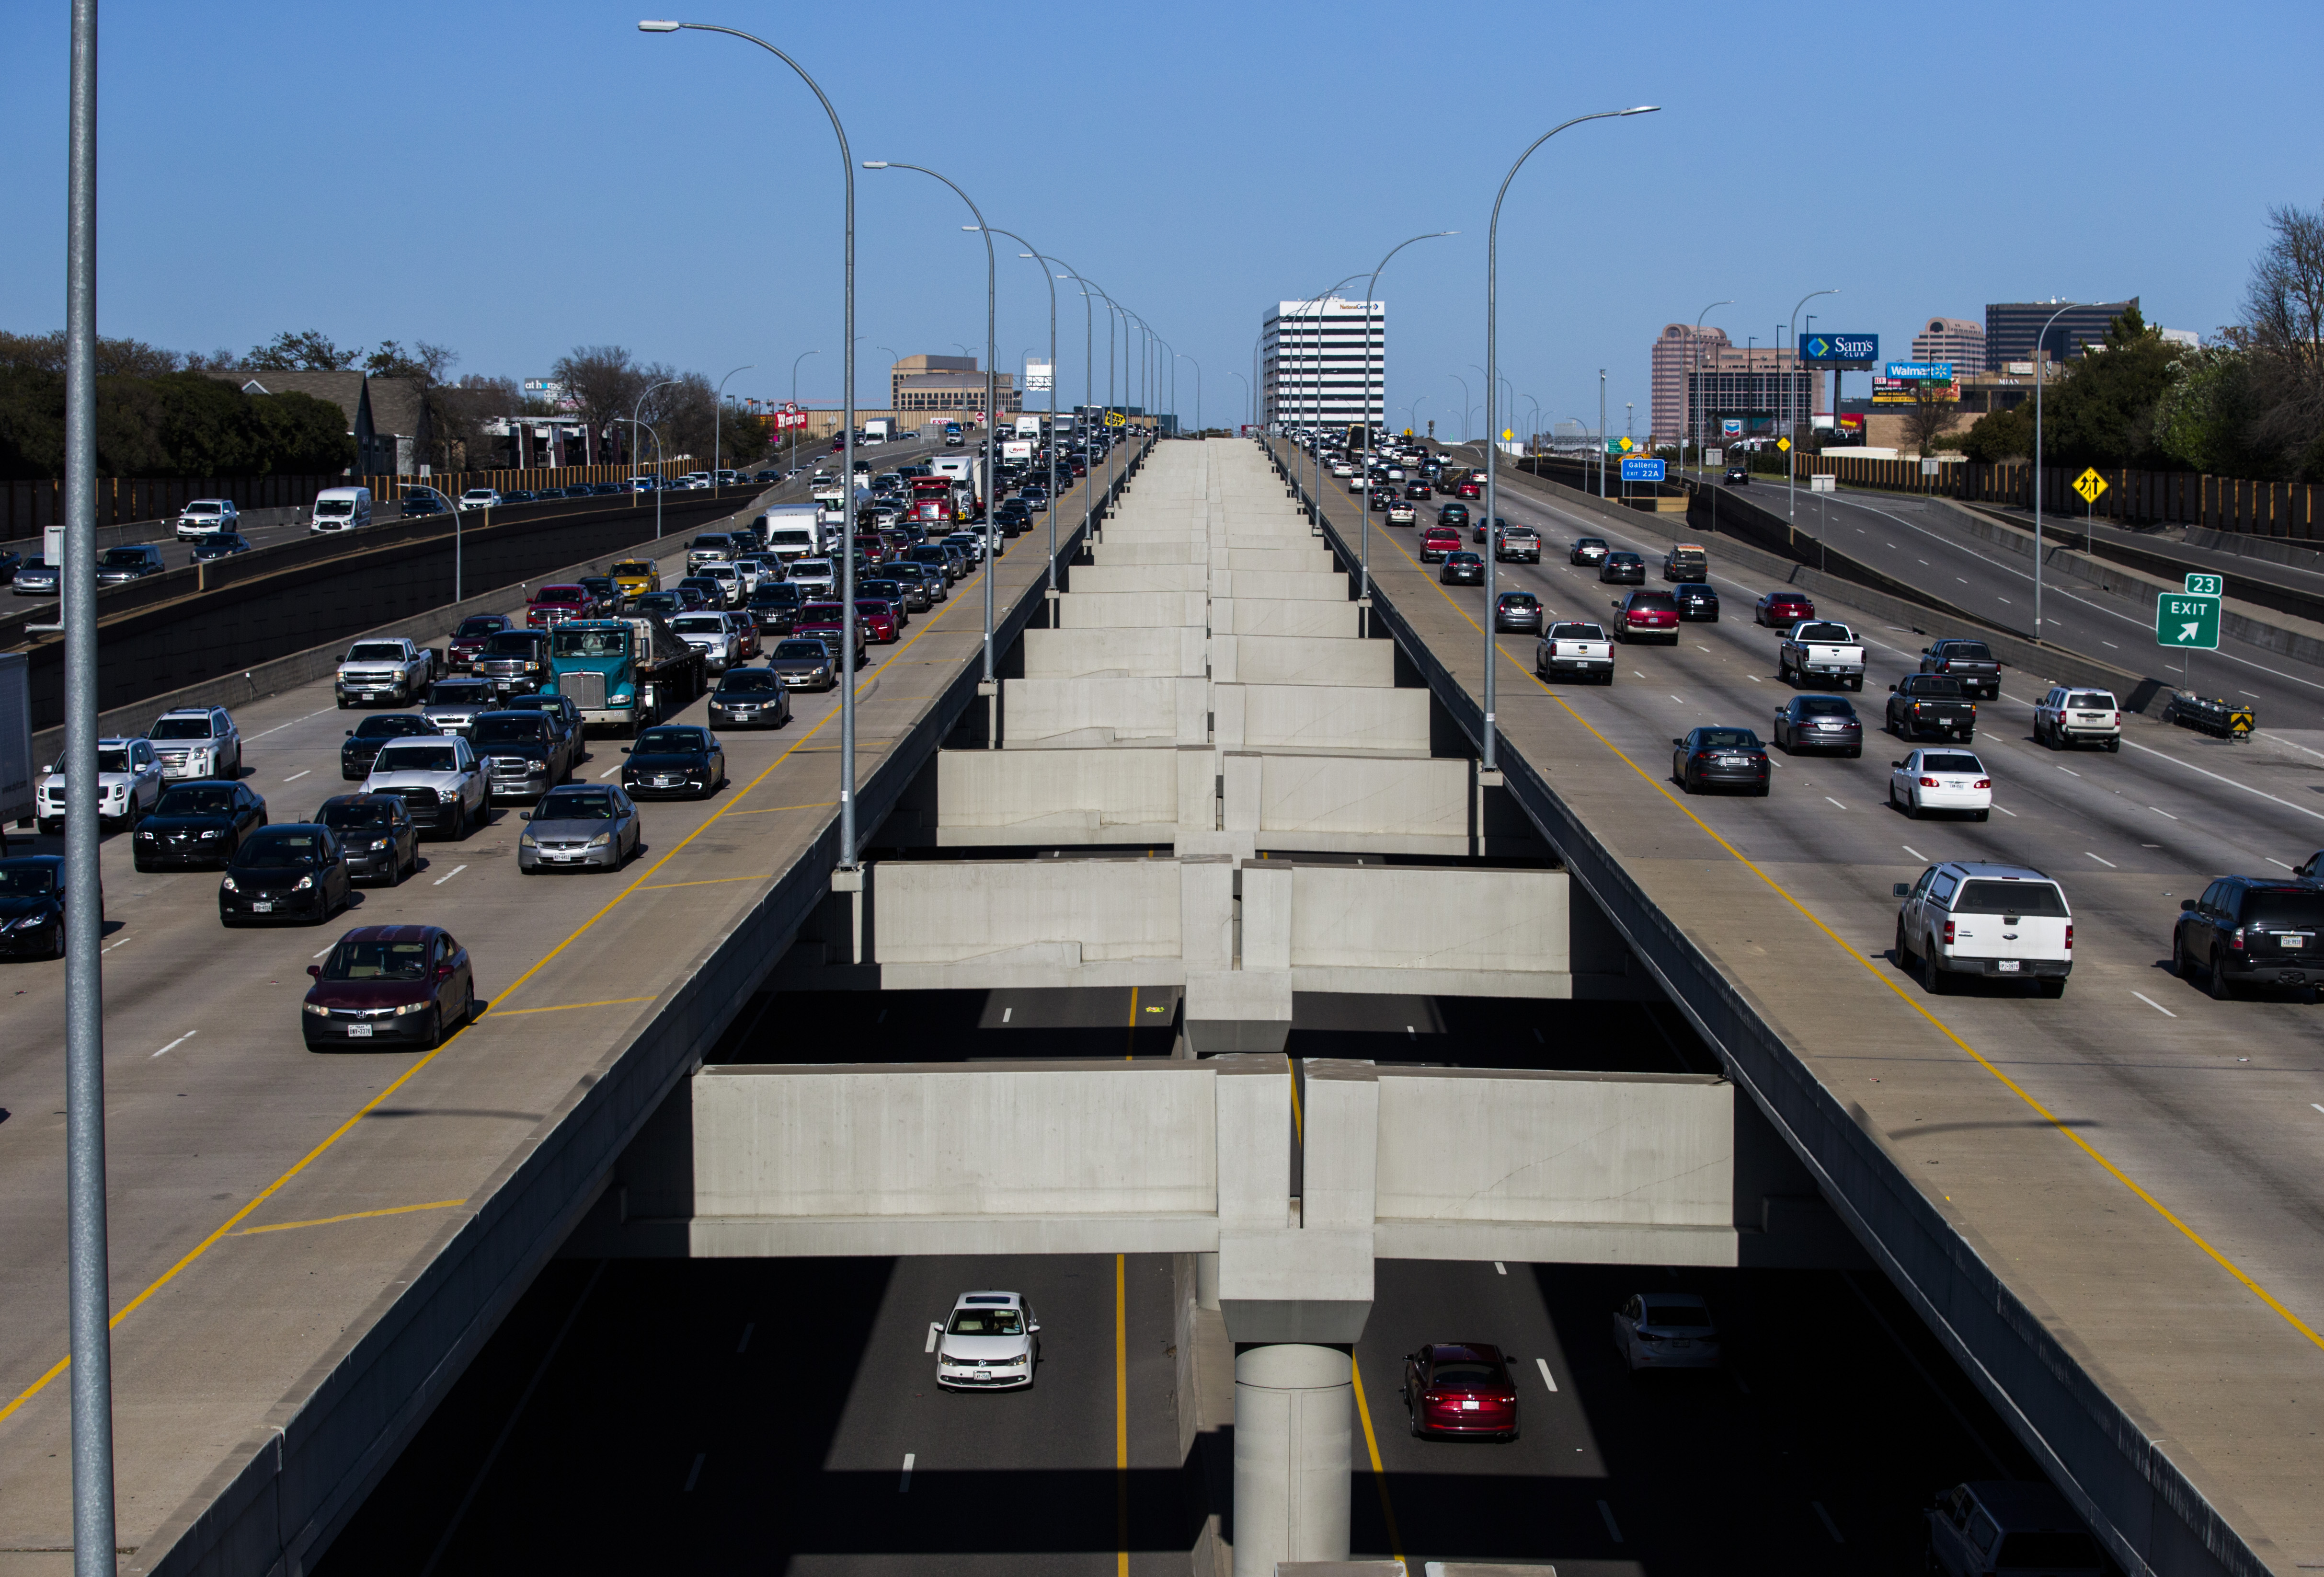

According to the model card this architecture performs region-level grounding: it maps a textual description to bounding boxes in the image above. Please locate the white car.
[147,706,243,782]
[932,1291,1040,1390]
[668,612,742,673]
[697,562,744,607]
[363,735,488,840]
[2033,686,2121,751]
[1612,1291,1721,1371]
[36,737,163,834]
[458,488,503,511]
[174,498,239,539]
[1889,748,1992,820]
[1894,861,2072,997]
[788,558,836,596]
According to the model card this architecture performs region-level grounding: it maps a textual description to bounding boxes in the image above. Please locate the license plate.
[1461,1400,1479,1411]
[974,1369,991,1380]
[2285,936,2307,948]
[1721,755,1750,766]
[1996,959,2021,972]
[347,1023,372,1038]
[251,901,273,913]
[1668,1340,1692,1350]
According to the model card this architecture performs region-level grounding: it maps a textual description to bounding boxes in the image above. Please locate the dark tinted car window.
[1944,642,1995,661]
[322,937,429,981]
[1694,729,1761,749]
[234,830,330,868]
[1640,1302,1715,1327]
[426,682,492,704]
[1953,880,2068,917]
[539,791,618,820]
[322,800,400,829]
[1795,622,1852,642]
[1426,1360,1502,1387]
[1797,698,1855,717]
[1628,592,1677,610]
[473,716,553,745]
[355,714,436,738]
[482,632,543,656]
[773,641,830,660]
[718,670,784,693]
[2238,888,2324,928]
[634,727,706,753]
[456,616,505,636]
[1922,753,1984,773]
[1908,676,1964,696]
[0,864,59,895]
[156,785,238,816]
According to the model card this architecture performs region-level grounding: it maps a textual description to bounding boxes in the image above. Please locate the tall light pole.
[60,4,118,1571]
[1481,103,1662,777]
[1360,231,1456,619]
[1178,353,1201,436]
[641,17,860,865]
[1599,369,1608,496]
[1691,299,1733,469]
[713,363,753,484]
[630,377,679,536]
[789,348,818,471]
[982,228,1061,593]
[1228,368,1248,431]
[1301,276,1365,519]
[862,162,1000,721]
[2032,298,2082,642]
[1447,374,1472,442]
[1786,287,1840,518]
[1054,256,1119,531]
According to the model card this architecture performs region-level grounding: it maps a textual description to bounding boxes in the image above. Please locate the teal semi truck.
[542,615,705,735]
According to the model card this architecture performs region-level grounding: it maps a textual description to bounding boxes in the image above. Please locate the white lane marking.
[1633,670,1646,679]
[2267,857,2296,871]
[433,864,468,886]
[1998,596,2011,604]
[2127,738,2324,824]
[1994,805,2017,817]
[1813,1501,1846,1544]
[898,1453,916,1494]
[2056,765,2081,777]
[151,1031,196,1059]
[1917,559,1929,567]
[313,944,334,958]
[1956,577,1969,584]
[1748,674,1761,682]
[1825,796,1847,810]
[1696,644,1710,652]
[684,1453,705,1493]
[1535,1357,1559,1393]
[1901,845,1926,860]
[2103,639,2119,648]
[1002,1006,1012,1023]
[283,770,310,783]
[245,706,334,742]
[598,766,620,779]
[2132,992,2178,1018]
[100,934,132,955]
[1492,1261,1507,1275]
[925,1322,941,1354]
[1598,1500,1624,1544]
[2313,1104,2324,1116]
[2086,852,2117,868]
[2149,806,2178,820]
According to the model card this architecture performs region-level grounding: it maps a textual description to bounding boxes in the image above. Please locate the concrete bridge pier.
[1231,1341,1354,1576]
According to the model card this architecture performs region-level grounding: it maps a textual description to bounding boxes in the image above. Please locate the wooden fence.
[1786,452,2324,541]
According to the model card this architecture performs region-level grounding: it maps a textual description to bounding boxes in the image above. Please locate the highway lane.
[0,443,1110,1558]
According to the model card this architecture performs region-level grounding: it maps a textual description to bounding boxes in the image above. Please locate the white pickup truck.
[334,637,443,709]
[1777,620,1866,691]
[1534,621,1615,685]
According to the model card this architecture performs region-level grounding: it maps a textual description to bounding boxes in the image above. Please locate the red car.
[301,924,476,1052]
[1457,479,1483,499]
[447,613,512,672]
[527,583,592,628]
[1419,527,1461,563]
[795,602,867,668]
[855,598,900,644]
[1613,589,1681,644]
[1754,589,1815,628]
[1401,1343,1520,1440]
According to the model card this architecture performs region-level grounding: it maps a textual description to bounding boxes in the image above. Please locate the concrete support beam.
[1021,625,1208,679]
[1001,675,1208,748]
[1070,562,1208,595]
[1232,1343,1354,1577]
[1213,599,1359,639]
[1212,635,1390,688]
[1058,590,1208,629]
[934,747,1182,845]
[1214,683,1430,755]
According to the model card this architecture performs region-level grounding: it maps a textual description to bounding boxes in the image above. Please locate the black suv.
[2175,877,2324,997]
[97,544,168,584]
[1919,639,2001,700]
[342,713,441,780]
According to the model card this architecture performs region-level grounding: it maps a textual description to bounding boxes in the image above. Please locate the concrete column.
[1232,1342,1353,1577]
[1196,1251,1220,1310]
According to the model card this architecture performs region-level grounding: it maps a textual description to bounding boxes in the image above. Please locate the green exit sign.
[2157,592,2221,650]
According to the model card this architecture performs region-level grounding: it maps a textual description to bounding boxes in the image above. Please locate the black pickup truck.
[1918,638,2002,700]
[1888,674,1978,741]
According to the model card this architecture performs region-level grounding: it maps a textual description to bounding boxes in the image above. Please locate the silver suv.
[1893,861,2072,998]
[2032,686,2121,751]
[147,706,242,782]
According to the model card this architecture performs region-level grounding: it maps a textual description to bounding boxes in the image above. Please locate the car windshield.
[1946,643,1995,661]
[234,830,328,868]
[315,499,354,516]
[95,748,132,773]
[537,586,585,603]
[2067,691,2114,709]
[1696,729,1760,749]
[148,717,215,740]
[155,785,236,816]
[1911,677,1965,697]
[1954,880,2069,917]
[347,643,408,662]
[185,502,223,515]
[1795,622,1852,642]
[773,641,830,660]
[358,714,436,737]
[551,627,629,658]
[672,615,729,634]
[1641,1302,1715,1327]
[426,682,492,705]
[719,670,783,693]
[2240,889,2324,928]
[636,595,680,614]
[321,800,399,829]
[751,585,803,606]
[634,728,704,753]
[538,792,617,821]
[1797,698,1855,717]
[793,560,834,577]
[456,617,504,637]
[1427,1359,1503,1387]
[377,744,459,772]
[947,1308,1024,1336]
[321,937,429,981]
[1549,623,1605,640]
[102,549,150,567]
[482,633,541,656]
[799,603,844,622]
[0,864,58,895]
[862,581,900,599]
[613,562,653,577]
[473,716,552,745]
[1922,753,1984,773]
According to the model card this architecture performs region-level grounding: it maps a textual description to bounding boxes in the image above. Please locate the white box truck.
[1014,416,1042,441]
[861,419,892,442]
[758,505,824,561]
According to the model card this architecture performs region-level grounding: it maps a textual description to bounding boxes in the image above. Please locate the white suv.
[1893,861,2072,998]
[2033,686,2121,751]
[458,488,503,512]
[147,706,243,782]
[37,737,163,833]
[174,498,239,539]
[931,1291,1040,1390]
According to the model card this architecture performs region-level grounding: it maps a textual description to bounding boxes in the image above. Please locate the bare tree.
[1902,379,1960,455]
[244,329,361,370]
[2239,201,2324,465]
[549,345,654,462]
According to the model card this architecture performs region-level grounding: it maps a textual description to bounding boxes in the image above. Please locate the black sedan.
[620,725,726,801]
[1672,727,1771,795]
[191,531,253,562]
[1599,552,1646,585]
[1370,488,1394,512]
[219,824,352,925]
[1673,582,1720,621]
[1772,695,1863,757]
[316,794,420,884]
[1569,537,1609,566]
[343,713,441,781]
[1440,551,1485,586]
[1723,465,1751,485]
[0,855,76,961]
[132,781,269,871]
[1493,591,1544,633]
[1403,481,1432,501]
[708,667,795,729]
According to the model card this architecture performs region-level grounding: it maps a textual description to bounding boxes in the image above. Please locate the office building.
[1653,325,1818,443]
[1911,317,1985,373]
[1984,299,2139,370]
[1262,297,1385,430]
[890,353,1020,416]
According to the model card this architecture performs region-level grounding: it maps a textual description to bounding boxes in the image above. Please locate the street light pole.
[629,377,679,537]
[1786,287,1840,518]
[2032,298,2080,643]
[1691,299,1733,471]
[1448,374,1471,443]
[982,228,1060,594]
[789,348,818,472]
[1178,353,1201,436]
[640,17,859,865]
[1359,231,1456,621]
[713,363,753,487]
[1599,369,1607,497]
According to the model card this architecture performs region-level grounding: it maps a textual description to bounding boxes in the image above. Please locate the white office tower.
[1262,298,1385,434]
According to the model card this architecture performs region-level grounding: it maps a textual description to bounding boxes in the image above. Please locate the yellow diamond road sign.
[2073,468,2108,504]
[1776,437,1791,452]
[1104,411,1126,428]
[1502,429,1514,441]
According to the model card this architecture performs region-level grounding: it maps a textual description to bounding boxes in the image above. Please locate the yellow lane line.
[1349,1356,1406,1564]
[636,875,775,891]
[232,1199,468,1237]
[730,801,839,816]
[1354,476,2324,1355]
[0,534,1031,1422]
[487,996,657,1017]
[1114,1251,1130,1577]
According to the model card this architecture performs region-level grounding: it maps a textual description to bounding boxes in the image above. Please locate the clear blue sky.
[1,0,2313,438]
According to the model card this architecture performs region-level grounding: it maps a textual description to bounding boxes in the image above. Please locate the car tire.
[2106,737,2121,752]
[1896,918,1917,970]
[1921,944,1949,995]
[2208,954,2235,1001]
[49,922,68,961]
[449,801,469,841]
[1681,764,1698,794]
[134,857,153,874]
[419,1007,444,1051]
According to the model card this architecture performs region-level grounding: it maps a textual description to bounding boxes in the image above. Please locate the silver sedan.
[517,784,641,874]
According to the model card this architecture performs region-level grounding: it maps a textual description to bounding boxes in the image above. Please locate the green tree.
[2031,306,2185,469]
[245,329,360,371]
[1957,404,2034,464]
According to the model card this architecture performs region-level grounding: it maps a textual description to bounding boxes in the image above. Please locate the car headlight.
[303,1001,330,1017]
[520,832,538,848]
[585,833,611,849]
[219,875,238,892]
[199,828,224,840]
[392,1000,428,1016]
[137,830,157,840]
[292,874,314,891]
[370,838,393,851]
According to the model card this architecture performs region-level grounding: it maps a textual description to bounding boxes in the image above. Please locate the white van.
[309,486,373,533]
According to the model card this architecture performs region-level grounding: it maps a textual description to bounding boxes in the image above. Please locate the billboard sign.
[1872,376,1958,404]
[1720,417,1743,437]
[1797,333,1878,366]
[1024,360,1053,392]
[1885,361,1953,381]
